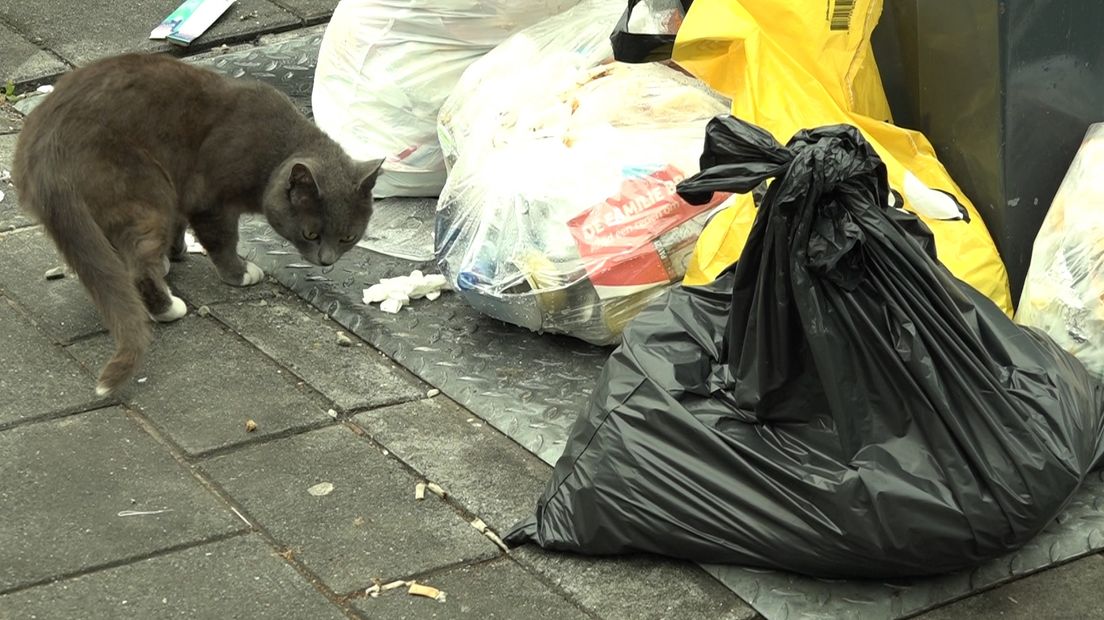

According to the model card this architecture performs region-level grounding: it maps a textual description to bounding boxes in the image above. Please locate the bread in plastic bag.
[312,0,579,198]
[434,0,730,345]
[1017,123,1104,376]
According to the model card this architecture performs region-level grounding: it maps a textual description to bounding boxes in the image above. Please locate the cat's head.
[263,154,384,266]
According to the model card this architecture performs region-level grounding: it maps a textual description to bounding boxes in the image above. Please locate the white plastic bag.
[1017,123,1104,376]
[312,0,579,198]
[435,0,730,345]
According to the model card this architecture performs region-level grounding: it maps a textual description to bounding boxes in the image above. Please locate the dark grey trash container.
[871,0,1104,304]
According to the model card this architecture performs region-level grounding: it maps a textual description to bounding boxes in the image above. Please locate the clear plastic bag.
[1016,123,1104,376]
[312,0,579,198]
[435,0,730,345]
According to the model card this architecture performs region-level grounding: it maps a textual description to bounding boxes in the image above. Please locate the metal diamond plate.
[193,33,1104,620]
[191,34,324,117]
[236,217,608,464]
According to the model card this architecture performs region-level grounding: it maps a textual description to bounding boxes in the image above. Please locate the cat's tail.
[38,181,151,397]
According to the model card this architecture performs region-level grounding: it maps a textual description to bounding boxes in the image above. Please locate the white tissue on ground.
[363,269,450,313]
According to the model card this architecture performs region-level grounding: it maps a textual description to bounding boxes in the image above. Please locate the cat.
[12,53,383,396]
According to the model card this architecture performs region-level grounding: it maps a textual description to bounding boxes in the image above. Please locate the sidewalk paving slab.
[0,298,104,428]
[0,227,104,343]
[166,254,281,306]
[211,296,426,413]
[353,397,553,533]
[0,0,299,72]
[270,0,340,24]
[0,407,244,592]
[917,555,1104,620]
[0,534,348,620]
[200,424,498,595]
[352,398,759,620]
[67,314,330,456]
[513,548,760,620]
[0,22,68,86]
[0,133,32,231]
[352,558,590,620]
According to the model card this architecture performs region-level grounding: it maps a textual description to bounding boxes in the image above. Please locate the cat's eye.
[340,235,358,244]
[302,230,319,241]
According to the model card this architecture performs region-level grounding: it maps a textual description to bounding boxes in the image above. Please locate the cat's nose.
[318,247,338,266]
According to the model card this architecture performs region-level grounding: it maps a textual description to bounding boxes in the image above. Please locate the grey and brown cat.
[12,53,383,396]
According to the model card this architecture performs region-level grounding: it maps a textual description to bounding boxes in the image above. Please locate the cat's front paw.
[152,296,187,322]
[239,261,264,286]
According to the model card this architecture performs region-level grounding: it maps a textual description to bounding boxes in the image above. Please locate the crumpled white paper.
[363,270,449,313]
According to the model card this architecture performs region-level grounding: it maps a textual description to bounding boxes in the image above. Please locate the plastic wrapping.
[1017,123,1104,377]
[311,0,579,198]
[435,0,730,345]
[506,117,1104,578]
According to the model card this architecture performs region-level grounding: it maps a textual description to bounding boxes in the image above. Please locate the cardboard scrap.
[150,0,236,46]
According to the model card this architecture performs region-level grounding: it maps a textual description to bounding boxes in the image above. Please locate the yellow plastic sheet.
[673,0,1012,313]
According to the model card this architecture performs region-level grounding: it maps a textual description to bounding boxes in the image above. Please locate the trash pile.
[314,0,1104,583]
[505,116,1104,578]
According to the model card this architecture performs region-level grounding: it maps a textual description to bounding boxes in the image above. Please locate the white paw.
[241,261,264,286]
[152,295,187,322]
[95,384,112,397]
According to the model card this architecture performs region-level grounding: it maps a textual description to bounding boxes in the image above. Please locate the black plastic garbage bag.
[504,116,1104,578]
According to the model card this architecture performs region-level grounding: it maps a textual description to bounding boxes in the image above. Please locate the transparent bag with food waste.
[434,0,730,345]
[1017,123,1104,377]
[312,0,580,198]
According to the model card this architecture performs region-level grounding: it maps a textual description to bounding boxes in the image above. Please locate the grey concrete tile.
[271,0,339,23]
[353,398,551,533]
[917,555,1104,620]
[0,133,32,231]
[0,535,347,619]
[0,22,68,85]
[353,558,588,620]
[0,227,104,343]
[200,424,497,594]
[166,254,280,306]
[256,23,328,45]
[212,298,425,412]
[66,314,329,455]
[0,299,104,428]
[0,102,22,134]
[0,0,300,68]
[513,548,758,620]
[0,407,242,591]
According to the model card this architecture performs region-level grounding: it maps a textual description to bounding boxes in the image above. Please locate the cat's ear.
[289,161,319,194]
[356,159,385,199]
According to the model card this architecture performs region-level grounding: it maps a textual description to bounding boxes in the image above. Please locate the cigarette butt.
[382,580,409,592]
[470,518,488,533]
[415,482,426,500]
[426,482,447,498]
[485,529,510,553]
[408,582,446,602]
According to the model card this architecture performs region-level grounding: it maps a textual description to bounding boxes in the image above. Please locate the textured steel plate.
[194,35,1104,620]
[234,217,608,465]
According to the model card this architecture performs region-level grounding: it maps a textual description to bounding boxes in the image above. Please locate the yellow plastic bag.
[673,0,1012,313]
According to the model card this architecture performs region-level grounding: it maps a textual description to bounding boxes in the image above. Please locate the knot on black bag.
[788,133,884,290]
[678,117,890,290]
